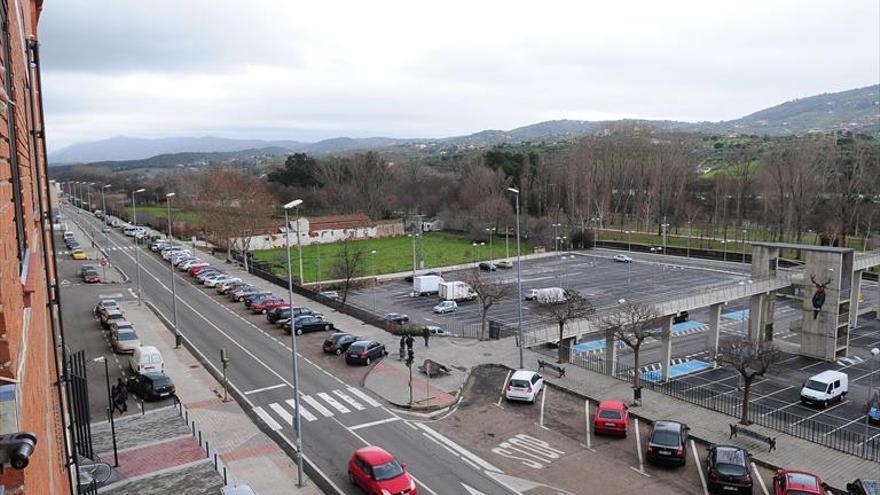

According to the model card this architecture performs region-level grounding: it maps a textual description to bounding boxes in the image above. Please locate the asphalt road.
[61,205,516,495]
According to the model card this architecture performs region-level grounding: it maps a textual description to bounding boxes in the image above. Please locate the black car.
[478,262,497,272]
[646,420,689,466]
[383,312,409,324]
[291,315,333,335]
[126,372,176,401]
[323,333,361,355]
[706,445,752,494]
[673,311,689,324]
[267,306,292,324]
[344,340,387,365]
[847,479,880,495]
[229,285,256,301]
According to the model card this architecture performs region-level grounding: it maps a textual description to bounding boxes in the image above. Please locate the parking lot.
[430,364,777,495]
[346,250,748,332]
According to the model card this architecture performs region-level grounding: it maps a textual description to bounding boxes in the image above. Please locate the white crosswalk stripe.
[302,395,335,417]
[253,388,382,429]
[332,390,365,411]
[270,403,293,425]
[318,392,350,414]
[286,399,317,422]
[346,386,382,407]
[254,406,282,431]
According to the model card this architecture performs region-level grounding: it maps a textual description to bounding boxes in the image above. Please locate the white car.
[216,278,243,293]
[505,370,544,403]
[205,275,233,288]
[178,259,203,271]
[433,300,457,314]
[613,254,633,263]
[111,328,141,354]
[426,325,456,337]
[162,248,187,260]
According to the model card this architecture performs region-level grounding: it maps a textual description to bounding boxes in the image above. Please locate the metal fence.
[535,346,880,462]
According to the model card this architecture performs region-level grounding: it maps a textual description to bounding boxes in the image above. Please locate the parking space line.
[244,383,286,395]
[749,385,795,403]
[584,400,592,450]
[414,422,502,473]
[789,400,849,427]
[539,387,546,428]
[823,415,866,436]
[631,418,650,477]
[690,440,708,495]
[752,462,769,495]
[758,400,801,417]
[496,370,511,409]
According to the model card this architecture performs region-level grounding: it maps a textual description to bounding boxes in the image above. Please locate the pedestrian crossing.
[55,246,135,256]
[253,387,381,430]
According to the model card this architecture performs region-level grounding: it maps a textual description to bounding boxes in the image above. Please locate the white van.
[800,370,848,408]
[129,345,164,374]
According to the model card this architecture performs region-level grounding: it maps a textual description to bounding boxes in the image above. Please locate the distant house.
[422,218,443,232]
[236,214,405,250]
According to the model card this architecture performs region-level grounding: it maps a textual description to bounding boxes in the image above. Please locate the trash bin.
[633,387,642,405]
[489,320,501,340]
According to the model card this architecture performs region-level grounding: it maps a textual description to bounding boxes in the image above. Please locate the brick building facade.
[0,1,72,494]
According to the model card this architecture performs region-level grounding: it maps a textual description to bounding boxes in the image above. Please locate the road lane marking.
[317,392,350,414]
[269,403,293,426]
[254,406,282,431]
[496,370,512,408]
[346,386,381,407]
[332,390,365,411]
[752,462,769,495]
[349,417,400,431]
[244,384,286,395]
[691,440,708,495]
[301,395,334,417]
[539,386,546,428]
[632,418,650,477]
[584,400,592,450]
[285,399,317,422]
[415,422,502,473]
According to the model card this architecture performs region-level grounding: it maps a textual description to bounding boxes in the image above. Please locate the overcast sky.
[39,0,879,151]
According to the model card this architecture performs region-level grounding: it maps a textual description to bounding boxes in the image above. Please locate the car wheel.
[383,349,388,356]
[324,324,330,331]
[366,357,371,365]
[295,328,303,336]
[261,309,267,314]
[348,471,355,484]
[335,349,342,356]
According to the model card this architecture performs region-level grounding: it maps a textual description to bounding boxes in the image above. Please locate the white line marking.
[301,395,334,418]
[318,392,350,414]
[269,403,293,426]
[244,384,286,395]
[691,440,708,495]
[585,400,592,450]
[539,386,547,427]
[789,400,849,427]
[346,386,381,407]
[349,417,400,431]
[285,399,317,422]
[752,462,769,495]
[253,406,282,431]
[414,422,502,473]
[332,390,365,411]
[497,370,512,408]
[633,418,648,476]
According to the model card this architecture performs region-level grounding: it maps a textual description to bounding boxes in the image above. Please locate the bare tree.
[463,270,515,341]
[535,290,594,363]
[715,337,782,425]
[329,236,366,306]
[600,302,658,390]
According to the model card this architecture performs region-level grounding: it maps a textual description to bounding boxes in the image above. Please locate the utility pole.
[220,348,230,402]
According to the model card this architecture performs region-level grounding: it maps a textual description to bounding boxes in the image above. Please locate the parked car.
[800,370,848,408]
[67,240,82,251]
[319,290,340,300]
[219,484,256,495]
[344,340,387,365]
[237,289,270,304]
[347,446,417,495]
[277,311,324,329]
[71,249,87,260]
[82,269,100,284]
[867,400,880,424]
[593,400,629,437]
[323,333,361,355]
[646,420,689,466]
[63,231,75,243]
[229,286,257,301]
[382,312,409,324]
[244,292,274,308]
[205,274,234,288]
[505,370,543,403]
[425,325,455,337]
[190,265,214,277]
[291,315,333,335]
[706,445,753,494]
[216,278,243,294]
[129,345,164,374]
[478,262,497,271]
[613,254,633,263]
[111,328,141,354]
[178,259,203,271]
[109,320,135,334]
[100,308,126,329]
[126,372,176,400]
[251,296,286,314]
[80,264,98,277]
[496,260,513,269]
[847,479,880,495]
[433,300,457,314]
[266,306,292,324]
[196,270,224,284]
[772,470,825,495]
[149,240,169,252]
[95,299,118,318]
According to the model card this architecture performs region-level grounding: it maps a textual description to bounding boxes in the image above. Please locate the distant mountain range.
[49,85,879,165]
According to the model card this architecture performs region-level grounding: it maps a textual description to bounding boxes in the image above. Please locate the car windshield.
[650,430,681,447]
[372,460,405,481]
[117,332,138,341]
[598,410,622,420]
[349,343,368,352]
[714,449,746,474]
[805,380,828,392]
[84,270,98,277]
[787,474,819,489]
[509,379,530,388]
[151,376,172,387]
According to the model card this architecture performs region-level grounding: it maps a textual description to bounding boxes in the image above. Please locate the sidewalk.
[108,301,320,494]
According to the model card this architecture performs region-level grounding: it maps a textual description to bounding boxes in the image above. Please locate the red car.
[83,270,101,284]
[773,470,824,495]
[348,446,417,495]
[593,400,629,436]
[189,265,211,276]
[250,296,286,314]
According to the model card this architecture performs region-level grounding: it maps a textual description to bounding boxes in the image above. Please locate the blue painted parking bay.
[642,359,712,383]
[722,309,749,320]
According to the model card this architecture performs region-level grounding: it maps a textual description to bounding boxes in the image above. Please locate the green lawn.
[126,206,203,228]
[251,232,527,283]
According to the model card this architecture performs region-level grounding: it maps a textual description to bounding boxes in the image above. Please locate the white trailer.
[413,275,443,296]
[438,281,477,302]
[530,287,567,304]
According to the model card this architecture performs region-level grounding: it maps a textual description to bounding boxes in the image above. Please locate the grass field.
[126,206,203,228]
[251,232,527,283]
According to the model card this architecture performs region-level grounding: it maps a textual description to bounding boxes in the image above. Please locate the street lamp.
[132,188,145,305]
[508,187,524,369]
[625,231,632,252]
[166,193,180,348]
[282,198,305,487]
[101,184,111,242]
[551,223,562,253]
[471,242,484,264]
[741,229,747,265]
[92,356,119,467]
[686,221,692,258]
[486,227,496,260]
[289,201,305,285]
[720,240,727,263]
[409,233,419,281]
[866,347,880,456]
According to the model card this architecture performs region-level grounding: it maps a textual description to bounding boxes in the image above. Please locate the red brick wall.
[0,0,70,493]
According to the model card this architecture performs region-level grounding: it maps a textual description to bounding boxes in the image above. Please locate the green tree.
[267,153,322,188]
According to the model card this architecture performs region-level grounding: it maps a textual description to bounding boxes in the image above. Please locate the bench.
[537,359,566,378]
[729,424,776,452]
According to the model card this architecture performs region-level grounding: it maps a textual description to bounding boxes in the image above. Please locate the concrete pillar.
[748,294,764,341]
[604,329,618,376]
[761,291,776,341]
[707,303,722,358]
[850,270,863,329]
[876,277,880,321]
[660,315,673,382]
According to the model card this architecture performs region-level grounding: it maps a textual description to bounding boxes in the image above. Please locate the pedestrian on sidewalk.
[110,384,117,415]
[399,335,406,360]
[422,326,430,347]
[405,334,414,351]
[117,377,129,413]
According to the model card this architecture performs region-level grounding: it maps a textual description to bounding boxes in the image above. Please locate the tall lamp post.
[551,223,561,253]
[865,347,880,456]
[720,240,727,263]
[486,227,496,260]
[508,187,524,369]
[409,233,419,281]
[87,182,95,216]
[101,184,111,242]
[686,221,692,258]
[92,357,119,467]
[283,199,305,486]
[741,229,747,265]
[132,188,145,305]
[166,193,181,347]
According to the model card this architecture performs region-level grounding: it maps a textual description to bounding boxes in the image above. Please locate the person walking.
[422,326,430,347]
[110,384,118,416]
[116,377,129,413]
[405,334,414,351]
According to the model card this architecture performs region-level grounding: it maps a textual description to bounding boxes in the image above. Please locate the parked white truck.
[525,287,567,304]
[438,281,477,302]
[413,275,443,296]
